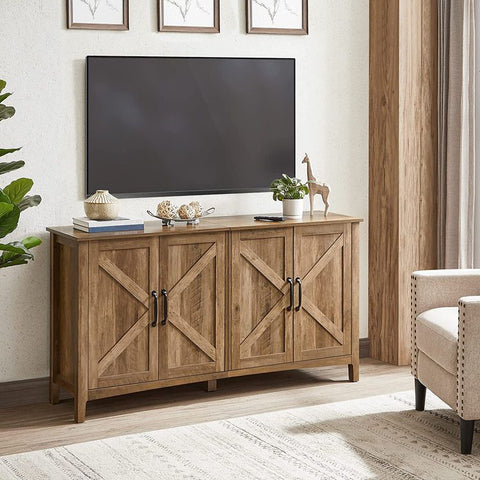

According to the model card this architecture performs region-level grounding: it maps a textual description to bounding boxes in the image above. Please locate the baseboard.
[0,339,371,408]
[359,337,370,359]
[0,377,71,409]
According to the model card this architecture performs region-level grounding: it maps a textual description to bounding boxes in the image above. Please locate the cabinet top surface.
[47,211,363,242]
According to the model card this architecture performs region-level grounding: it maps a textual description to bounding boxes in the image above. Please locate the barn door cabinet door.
[88,238,159,389]
[231,228,294,369]
[159,232,226,379]
[293,224,352,362]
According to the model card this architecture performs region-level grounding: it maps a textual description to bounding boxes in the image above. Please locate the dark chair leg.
[461,419,475,454]
[415,378,426,411]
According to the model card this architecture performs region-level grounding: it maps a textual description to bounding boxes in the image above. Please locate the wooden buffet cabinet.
[48,212,361,422]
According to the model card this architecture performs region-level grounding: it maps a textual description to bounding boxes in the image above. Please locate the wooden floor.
[0,359,411,456]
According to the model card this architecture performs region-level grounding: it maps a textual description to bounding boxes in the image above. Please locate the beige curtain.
[438,0,476,269]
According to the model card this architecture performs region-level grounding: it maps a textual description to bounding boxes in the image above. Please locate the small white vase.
[84,190,119,220]
[282,199,304,218]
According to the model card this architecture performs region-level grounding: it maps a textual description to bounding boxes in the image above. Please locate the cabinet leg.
[348,363,359,382]
[74,397,87,423]
[205,380,217,392]
[49,382,60,405]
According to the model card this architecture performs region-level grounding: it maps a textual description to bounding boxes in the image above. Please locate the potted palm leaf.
[270,174,309,218]
[0,79,42,268]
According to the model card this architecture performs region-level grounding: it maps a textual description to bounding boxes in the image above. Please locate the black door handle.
[161,289,168,325]
[151,290,158,327]
[286,277,294,311]
[295,277,302,311]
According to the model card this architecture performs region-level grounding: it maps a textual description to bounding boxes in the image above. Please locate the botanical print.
[71,0,124,25]
[163,0,215,28]
[251,0,303,29]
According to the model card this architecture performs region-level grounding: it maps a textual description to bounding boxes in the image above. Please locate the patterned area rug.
[2,391,480,479]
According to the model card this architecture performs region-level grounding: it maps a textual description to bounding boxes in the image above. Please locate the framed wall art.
[247,0,308,35]
[67,0,129,30]
[158,0,220,33]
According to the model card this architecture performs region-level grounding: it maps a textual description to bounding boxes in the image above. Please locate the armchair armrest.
[412,270,480,315]
[411,270,480,377]
[457,296,480,420]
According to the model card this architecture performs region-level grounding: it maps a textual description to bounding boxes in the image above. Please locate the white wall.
[475,4,480,268]
[0,0,369,382]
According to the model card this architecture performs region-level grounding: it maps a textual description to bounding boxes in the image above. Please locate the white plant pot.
[282,199,304,218]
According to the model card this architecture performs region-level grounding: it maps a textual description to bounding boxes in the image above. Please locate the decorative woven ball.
[157,200,177,219]
[178,204,196,219]
[189,201,203,217]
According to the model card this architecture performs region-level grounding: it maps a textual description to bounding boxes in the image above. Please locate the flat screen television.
[86,56,295,198]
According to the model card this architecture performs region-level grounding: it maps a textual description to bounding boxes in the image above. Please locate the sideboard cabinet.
[48,213,361,422]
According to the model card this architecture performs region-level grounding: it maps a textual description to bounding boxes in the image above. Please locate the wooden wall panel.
[419,0,438,271]
[369,0,437,365]
[369,0,400,364]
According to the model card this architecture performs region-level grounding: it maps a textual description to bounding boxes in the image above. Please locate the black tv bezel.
[86,55,296,199]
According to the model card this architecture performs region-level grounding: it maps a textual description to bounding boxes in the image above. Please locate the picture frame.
[246,0,308,35]
[158,0,220,33]
[67,0,129,31]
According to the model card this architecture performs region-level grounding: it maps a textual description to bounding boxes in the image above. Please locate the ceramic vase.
[84,190,119,220]
[282,199,304,218]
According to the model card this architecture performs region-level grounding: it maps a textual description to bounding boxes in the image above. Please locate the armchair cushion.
[416,307,458,375]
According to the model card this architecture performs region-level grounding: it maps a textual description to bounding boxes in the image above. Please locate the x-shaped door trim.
[97,257,150,376]
[298,234,345,344]
[168,243,218,361]
[239,244,290,356]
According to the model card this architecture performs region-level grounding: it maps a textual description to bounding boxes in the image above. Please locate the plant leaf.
[0,257,29,268]
[0,242,29,255]
[17,194,41,212]
[0,160,25,175]
[282,174,292,184]
[0,80,6,93]
[0,189,11,204]
[270,173,309,201]
[0,241,33,262]
[0,205,20,238]
[4,178,33,204]
[0,92,12,104]
[22,236,41,249]
[0,201,13,218]
[0,148,21,157]
[0,104,15,121]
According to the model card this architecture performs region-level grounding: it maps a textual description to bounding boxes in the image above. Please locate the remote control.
[254,216,285,222]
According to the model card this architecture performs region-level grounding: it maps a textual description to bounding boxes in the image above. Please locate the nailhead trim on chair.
[456,301,466,417]
[411,274,418,377]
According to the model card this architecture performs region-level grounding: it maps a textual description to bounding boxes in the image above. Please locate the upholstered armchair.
[411,269,480,454]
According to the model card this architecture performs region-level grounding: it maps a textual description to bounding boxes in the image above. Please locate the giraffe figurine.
[302,153,330,217]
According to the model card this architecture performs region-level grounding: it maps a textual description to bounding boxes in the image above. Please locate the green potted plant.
[0,79,42,268]
[270,174,309,218]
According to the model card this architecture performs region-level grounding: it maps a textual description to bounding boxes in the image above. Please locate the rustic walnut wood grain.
[49,213,361,422]
[160,232,225,379]
[349,222,360,382]
[369,0,437,366]
[88,238,159,395]
[294,224,352,363]
[231,228,294,369]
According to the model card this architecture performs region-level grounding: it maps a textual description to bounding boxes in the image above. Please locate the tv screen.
[87,56,295,197]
